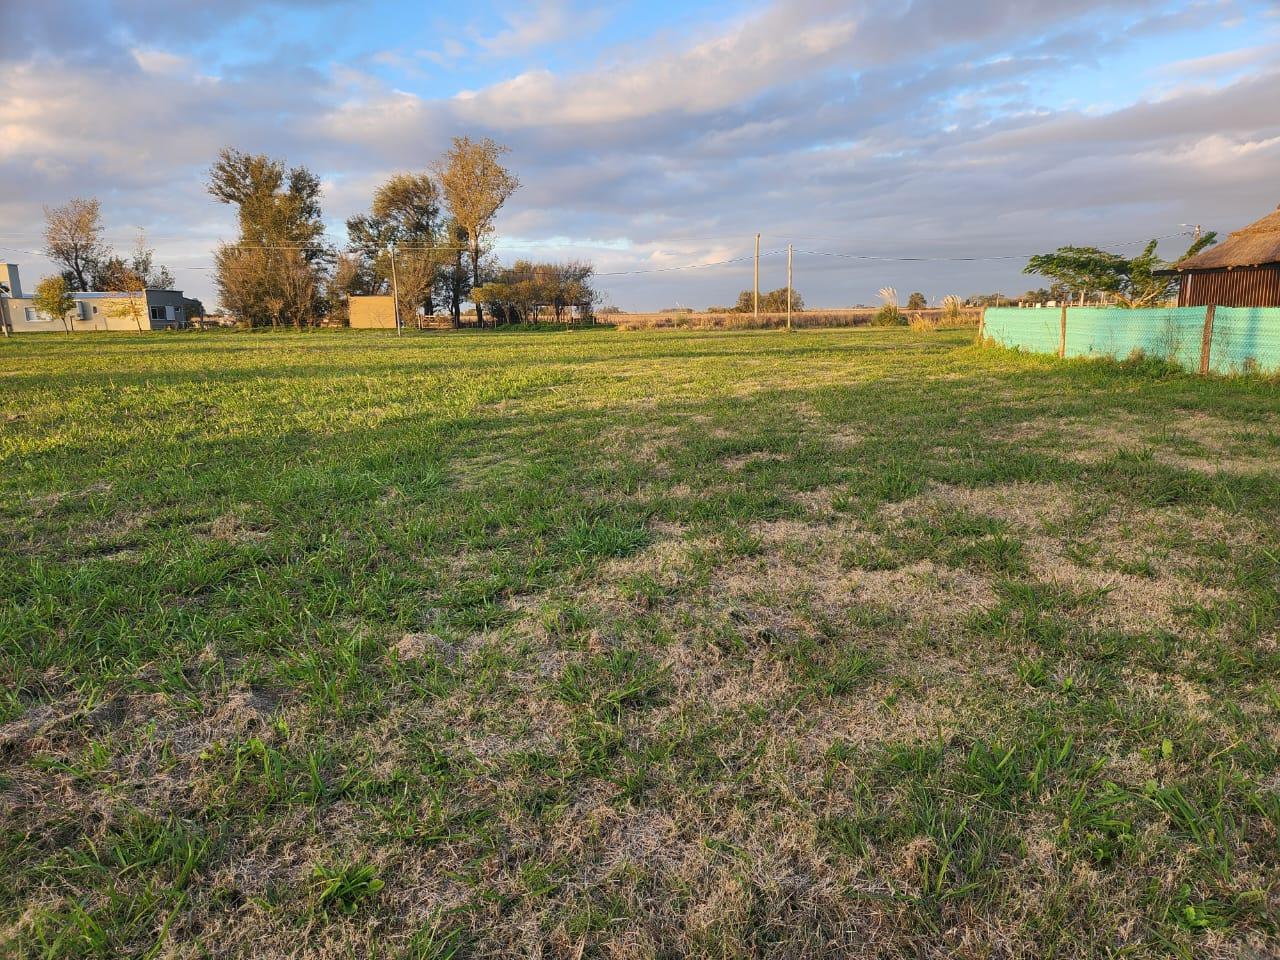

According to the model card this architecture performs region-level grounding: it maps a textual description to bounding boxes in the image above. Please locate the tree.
[326,253,365,325]
[472,260,599,325]
[906,291,927,310]
[437,137,519,326]
[96,257,147,331]
[1115,233,1217,308]
[44,199,109,292]
[762,287,803,312]
[208,148,329,328]
[32,276,75,334]
[347,172,449,322]
[1024,233,1216,307]
[1023,247,1128,304]
[728,288,804,313]
[125,232,176,290]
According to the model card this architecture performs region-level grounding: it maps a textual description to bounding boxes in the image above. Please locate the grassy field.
[1,326,1278,958]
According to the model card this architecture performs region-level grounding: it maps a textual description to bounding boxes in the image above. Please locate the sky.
[2,0,1280,310]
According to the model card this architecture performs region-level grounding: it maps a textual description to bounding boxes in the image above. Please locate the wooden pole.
[978,306,987,342]
[389,243,402,337]
[1058,305,1067,359]
[754,233,761,324]
[1199,303,1216,375]
[786,244,793,332]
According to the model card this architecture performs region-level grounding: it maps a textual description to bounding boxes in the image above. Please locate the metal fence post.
[1058,306,1067,359]
[1199,303,1216,375]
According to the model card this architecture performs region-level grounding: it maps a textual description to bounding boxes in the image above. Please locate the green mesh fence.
[1209,308,1280,375]
[984,306,1280,375]
[1063,307,1206,369]
[982,307,1061,354]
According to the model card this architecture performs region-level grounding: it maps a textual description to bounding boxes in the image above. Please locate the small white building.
[0,264,197,334]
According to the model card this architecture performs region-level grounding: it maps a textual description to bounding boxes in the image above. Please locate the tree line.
[706,288,806,313]
[208,136,599,329]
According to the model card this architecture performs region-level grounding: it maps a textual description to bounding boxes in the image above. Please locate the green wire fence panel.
[984,306,1280,376]
[982,308,1061,355]
[1210,308,1280,375]
[1063,307,1206,369]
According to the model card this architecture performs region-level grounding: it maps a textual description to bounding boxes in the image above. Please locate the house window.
[24,307,51,323]
[150,306,165,321]
[78,301,93,321]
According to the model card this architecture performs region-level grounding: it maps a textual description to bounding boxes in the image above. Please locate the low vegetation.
[2,327,1278,957]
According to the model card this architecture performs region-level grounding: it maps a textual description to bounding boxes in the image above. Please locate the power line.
[1,230,1205,282]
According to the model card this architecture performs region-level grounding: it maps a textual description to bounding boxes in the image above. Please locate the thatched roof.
[1171,204,1280,271]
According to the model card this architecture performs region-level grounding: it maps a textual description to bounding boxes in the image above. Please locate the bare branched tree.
[44,199,109,292]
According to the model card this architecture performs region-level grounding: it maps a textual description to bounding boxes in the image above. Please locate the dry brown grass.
[611,308,981,331]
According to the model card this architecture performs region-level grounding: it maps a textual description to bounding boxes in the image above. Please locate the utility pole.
[786,244,793,332]
[389,243,402,337]
[754,232,761,323]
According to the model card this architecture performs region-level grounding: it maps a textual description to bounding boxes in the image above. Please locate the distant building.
[0,263,192,333]
[1162,205,1280,307]
[348,295,397,329]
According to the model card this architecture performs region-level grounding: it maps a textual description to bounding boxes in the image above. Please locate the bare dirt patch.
[881,481,1077,530]
[209,512,270,545]
[847,560,998,624]
[393,631,458,664]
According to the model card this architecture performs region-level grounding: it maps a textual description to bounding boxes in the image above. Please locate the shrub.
[871,304,905,326]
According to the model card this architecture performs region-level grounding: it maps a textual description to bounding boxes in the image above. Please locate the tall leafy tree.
[1024,233,1217,307]
[436,137,519,326]
[346,172,448,321]
[208,148,329,328]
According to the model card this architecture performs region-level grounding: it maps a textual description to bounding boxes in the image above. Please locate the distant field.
[608,307,981,330]
[2,327,1279,958]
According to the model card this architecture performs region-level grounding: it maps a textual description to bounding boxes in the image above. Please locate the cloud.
[475,0,604,57]
[2,0,1279,310]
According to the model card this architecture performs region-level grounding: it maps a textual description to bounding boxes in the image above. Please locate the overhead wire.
[0,231,1202,279]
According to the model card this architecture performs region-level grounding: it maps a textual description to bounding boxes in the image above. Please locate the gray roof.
[74,289,180,298]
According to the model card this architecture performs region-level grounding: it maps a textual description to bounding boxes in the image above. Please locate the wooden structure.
[348,295,397,329]
[1161,204,1280,307]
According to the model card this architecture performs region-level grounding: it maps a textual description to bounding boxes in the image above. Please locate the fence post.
[978,307,987,342]
[1058,306,1067,359]
[1199,303,1216,375]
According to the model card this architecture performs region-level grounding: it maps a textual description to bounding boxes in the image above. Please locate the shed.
[348,295,397,329]
[1161,204,1280,307]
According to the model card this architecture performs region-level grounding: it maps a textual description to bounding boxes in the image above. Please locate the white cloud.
[131,47,191,75]
[475,0,603,57]
[4,0,1280,310]
[455,7,858,127]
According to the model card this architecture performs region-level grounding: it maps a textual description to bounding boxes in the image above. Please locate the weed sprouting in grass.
[311,863,385,915]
